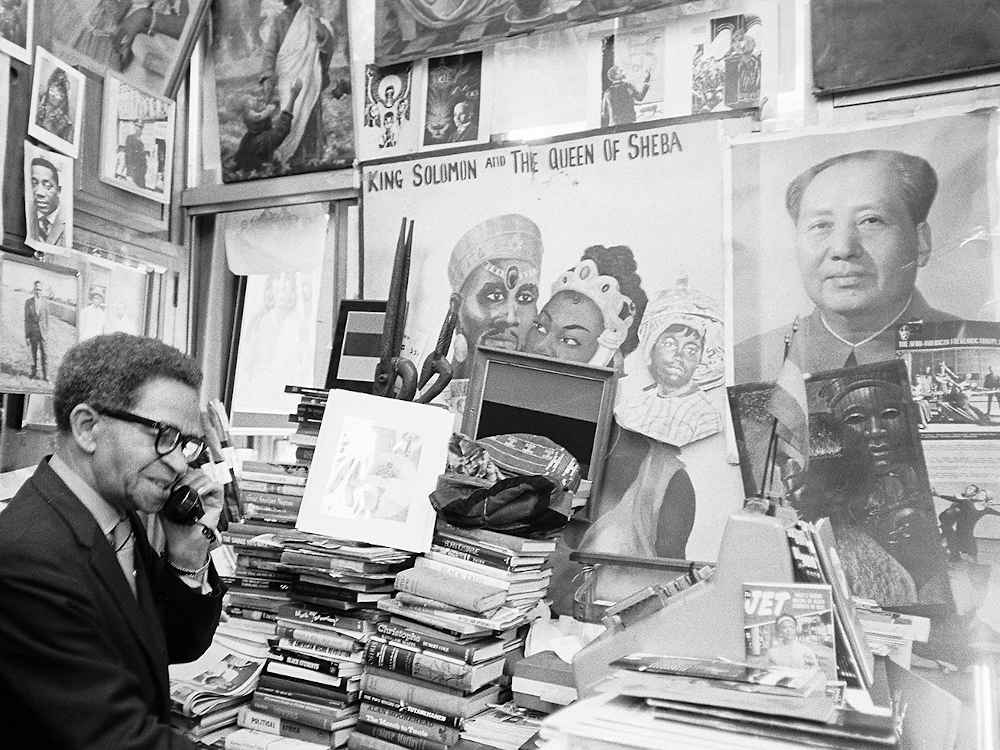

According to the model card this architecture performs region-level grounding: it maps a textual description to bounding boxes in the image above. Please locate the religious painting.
[361,115,756,579]
[730,111,997,386]
[361,61,417,155]
[211,0,355,183]
[812,0,1000,95]
[374,0,678,67]
[0,0,33,64]
[23,141,74,254]
[99,72,175,203]
[600,28,665,127]
[421,51,486,149]
[728,360,952,610]
[0,253,79,394]
[47,0,211,97]
[27,46,85,158]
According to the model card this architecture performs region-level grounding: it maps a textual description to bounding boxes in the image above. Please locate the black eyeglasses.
[93,405,206,464]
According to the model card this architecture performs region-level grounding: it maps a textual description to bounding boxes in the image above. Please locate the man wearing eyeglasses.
[0,333,226,749]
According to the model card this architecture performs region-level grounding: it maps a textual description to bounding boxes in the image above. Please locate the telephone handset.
[161,453,208,526]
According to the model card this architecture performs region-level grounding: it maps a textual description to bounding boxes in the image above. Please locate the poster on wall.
[78,259,149,340]
[730,111,997,385]
[361,115,755,571]
[361,60,418,155]
[23,141,74,254]
[0,0,33,64]
[421,51,487,149]
[48,0,210,98]
[27,46,85,158]
[690,12,762,114]
[812,0,1000,95]
[599,29,665,127]
[374,0,681,67]
[211,0,355,183]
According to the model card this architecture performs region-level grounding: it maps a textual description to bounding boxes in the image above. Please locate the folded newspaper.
[168,643,265,717]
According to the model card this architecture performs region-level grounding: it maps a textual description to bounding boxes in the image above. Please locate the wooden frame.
[99,72,176,204]
[462,345,618,508]
[325,299,387,392]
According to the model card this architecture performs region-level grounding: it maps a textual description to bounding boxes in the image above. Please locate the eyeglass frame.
[91,404,206,464]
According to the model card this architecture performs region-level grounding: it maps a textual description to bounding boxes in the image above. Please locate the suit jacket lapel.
[29,460,167,697]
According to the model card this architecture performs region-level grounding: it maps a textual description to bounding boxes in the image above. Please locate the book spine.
[264,661,354,691]
[277,605,372,633]
[241,490,304,509]
[256,674,357,704]
[276,624,359,652]
[236,706,337,745]
[243,503,300,524]
[270,647,345,676]
[360,671,475,716]
[414,556,512,591]
[221,576,293,592]
[279,638,364,664]
[347,731,411,750]
[250,693,346,731]
[375,622,475,664]
[394,591,477,616]
[358,704,460,745]
[361,693,462,729]
[283,384,330,398]
[394,568,504,613]
[431,535,513,567]
[240,481,306,497]
[280,551,339,569]
[225,605,278,622]
[364,640,474,691]
[426,548,515,576]
[240,470,308,486]
[353,723,449,750]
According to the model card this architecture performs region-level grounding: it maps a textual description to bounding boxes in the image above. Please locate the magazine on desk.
[168,643,265,717]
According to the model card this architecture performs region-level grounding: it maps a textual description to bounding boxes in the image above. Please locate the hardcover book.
[743,582,837,681]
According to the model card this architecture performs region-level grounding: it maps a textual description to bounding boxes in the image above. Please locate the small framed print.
[23,141,73,254]
[0,253,79,393]
[0,0,33,64]
[27,46,85,158]
[100,72,176,204]
[325,299,388,392]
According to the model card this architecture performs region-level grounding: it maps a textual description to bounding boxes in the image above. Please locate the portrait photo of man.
[23,142,74,252]
[732,113,993,383]
[24,279,49,380]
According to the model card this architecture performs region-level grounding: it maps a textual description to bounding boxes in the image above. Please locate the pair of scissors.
[372,218,455,404]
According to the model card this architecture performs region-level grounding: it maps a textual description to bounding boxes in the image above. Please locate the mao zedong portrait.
[735,150,958,382]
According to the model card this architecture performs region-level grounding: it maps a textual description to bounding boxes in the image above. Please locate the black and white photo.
[27,47,85,157]
[23,141,74,253]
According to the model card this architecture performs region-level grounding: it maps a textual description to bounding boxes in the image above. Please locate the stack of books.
[238,460,310,531]
[285,384,328,465]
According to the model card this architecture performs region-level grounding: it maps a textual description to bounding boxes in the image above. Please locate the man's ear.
[915,222,932,268]
[68,403,101,454]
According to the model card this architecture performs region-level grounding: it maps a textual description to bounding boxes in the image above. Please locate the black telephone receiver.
[161,453,208,525]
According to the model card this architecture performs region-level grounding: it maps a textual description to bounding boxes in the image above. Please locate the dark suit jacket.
[24,295,49,341]
[0,459,225,749]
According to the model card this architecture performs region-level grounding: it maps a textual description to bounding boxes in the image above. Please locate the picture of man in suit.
[735,149,958,382]
[28,156,66,246]
[0,333,225,747]
[24,280,49,380]
[124,119,148,189]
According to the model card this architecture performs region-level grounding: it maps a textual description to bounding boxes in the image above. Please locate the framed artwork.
[361,113,757,570]
[47,0,212,98]
[325,299,387,392]
[296,390,453,553]
[730,111,997,385]
[0,253,79,393]
[690,13,762,114]
[812,0,1000,95]
[27,47,85,158]
[0,0,33,63]
[421,51,488,150]
[211,0,355,183]
[99,72,175,204]
[23,141,74,254]
[78,258,150,340]
[727,360,951,610]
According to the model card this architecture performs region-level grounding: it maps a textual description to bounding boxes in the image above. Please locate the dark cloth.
[734,291,959,383]
[24,296,48,377]
[431,474,569,536]
[233,110,293,173]
[0,459,224,749]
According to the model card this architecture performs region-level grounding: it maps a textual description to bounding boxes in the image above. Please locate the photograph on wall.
[731,111,997,386]
[22,393,57,429]
[374,0,676,67]
[421,51,486,149]
[690,13,762,114]
[48,0,210,97]
[0,0,33,63]
[211,0,354,183]
[599,29,664,128]
[0,254,79,393]
[23,141,73,254]
[728,359,952,609]
[361,61,416,154]
[361,116,756,578]
[812,0,1000,95]
[27,47,85,158]
[296,390,453,553]
[78,259,149,340]
[99,72,175,203]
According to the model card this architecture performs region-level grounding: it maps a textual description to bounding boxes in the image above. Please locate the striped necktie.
[109,517,137,598]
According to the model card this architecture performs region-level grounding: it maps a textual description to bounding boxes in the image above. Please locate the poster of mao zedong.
[731,111,996,385]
